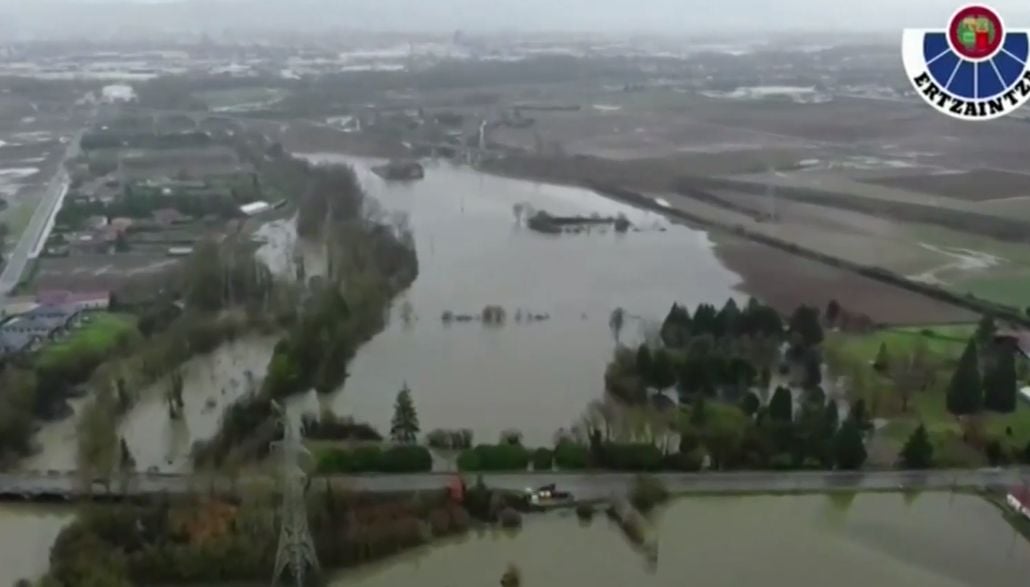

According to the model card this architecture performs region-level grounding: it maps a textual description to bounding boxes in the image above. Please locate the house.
[0,330,39,358]
[36,290,110,311]
[995,330,1030,357]
[109,217,134,233]
[1,296,39,319]
[152,208,189,226]
[1007,486,1030,520]
[0,304,81,340]
[83,215,109,231]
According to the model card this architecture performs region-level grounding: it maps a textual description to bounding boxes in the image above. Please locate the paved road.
[2,468,1028,502]
[0,131,81,298]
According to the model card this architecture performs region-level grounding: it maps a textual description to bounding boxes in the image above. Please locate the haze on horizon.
[2,0,1030,38]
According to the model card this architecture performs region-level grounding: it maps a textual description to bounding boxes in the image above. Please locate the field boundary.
[585,181,1030,328]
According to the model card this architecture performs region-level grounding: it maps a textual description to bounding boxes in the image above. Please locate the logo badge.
[903,4,1030,120]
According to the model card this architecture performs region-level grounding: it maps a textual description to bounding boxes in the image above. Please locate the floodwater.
[330,493,1030,587]
[0,504,74,586]
[289,155,741,445]
[21,336,276,473]
[117,336,278,473]
[21,154,740,471]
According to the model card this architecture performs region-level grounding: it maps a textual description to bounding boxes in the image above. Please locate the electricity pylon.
[271,402,319,587]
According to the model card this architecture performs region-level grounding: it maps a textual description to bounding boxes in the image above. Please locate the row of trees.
[80,129,212,152]
[40,483,471,586]
[316,445,433,473]
[258,151,418,400]
[56,191,240,229]
[383,377,868,472]
[0,314,141,465]
[946,322,1019,417]
[196,144,419,465]
[657,297,785,348]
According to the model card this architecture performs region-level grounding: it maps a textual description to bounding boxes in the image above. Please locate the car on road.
[524,483,573,507]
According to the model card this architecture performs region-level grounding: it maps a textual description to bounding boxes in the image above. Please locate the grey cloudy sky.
[4,0,1030,35]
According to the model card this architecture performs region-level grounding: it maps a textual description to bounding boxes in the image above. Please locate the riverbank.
[5,478,1029,586]
[268,126,979,326]
[478,157,981,325]
[287,153,741,446]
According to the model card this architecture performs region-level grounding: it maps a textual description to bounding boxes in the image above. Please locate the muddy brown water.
[329,493,1030,587]
[21,155,742,472]
[0,504,75,586]
[284,155,743,446]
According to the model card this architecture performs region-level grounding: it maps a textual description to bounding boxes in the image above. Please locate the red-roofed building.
[35,290,110,311]
[995,330,1030,358]
[152,208,189,226]
[1008,486,1030,520]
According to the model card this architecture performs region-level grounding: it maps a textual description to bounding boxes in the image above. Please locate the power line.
[271,402,320,587]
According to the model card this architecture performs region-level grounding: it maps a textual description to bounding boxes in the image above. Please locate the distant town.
[1,10,1030,587]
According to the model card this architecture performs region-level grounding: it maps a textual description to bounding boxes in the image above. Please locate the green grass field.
[831,322,1030,466]
[959,274,1030,310]
[910,224,1030,310]
[827,323,974,365]
[0,198,39,245]
[37,312,139,370]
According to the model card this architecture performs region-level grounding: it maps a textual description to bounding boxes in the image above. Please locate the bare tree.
[609,307,626,346]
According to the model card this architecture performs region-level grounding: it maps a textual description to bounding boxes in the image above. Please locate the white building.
[100,84,137,103]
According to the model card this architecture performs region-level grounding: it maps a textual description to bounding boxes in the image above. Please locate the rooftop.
[0,331,36,355]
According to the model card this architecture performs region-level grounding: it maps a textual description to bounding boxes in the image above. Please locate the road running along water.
[3,468,1029,501]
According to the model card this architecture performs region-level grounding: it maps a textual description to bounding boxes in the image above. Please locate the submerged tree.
[789,305,824,347]
[769,386,793,423]
[119,438,136,472]
[636,344,653,382]
[660,303,691,348]
[166,370,185,420]
[609,307,626,346]
[391,383,420,444]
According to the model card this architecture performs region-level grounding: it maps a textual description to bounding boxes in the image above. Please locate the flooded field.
[21,336,276,473]
[291,155,741,445]
[0,504,74,586]
[20,153,741,470]
[118,336,278,473]
[330,493,1030,587]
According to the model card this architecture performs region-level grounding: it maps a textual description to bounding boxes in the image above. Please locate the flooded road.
[330,493,1030,587]
[294,155,741,445]
[0,504,74,586]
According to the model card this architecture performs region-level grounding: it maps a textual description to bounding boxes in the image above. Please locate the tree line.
[37,486,471,586]
[195,143,418,467]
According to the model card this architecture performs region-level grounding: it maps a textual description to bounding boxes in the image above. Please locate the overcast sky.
[4,0,1030,36]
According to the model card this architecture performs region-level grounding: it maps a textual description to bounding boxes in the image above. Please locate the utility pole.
[271,402,319,587]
